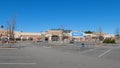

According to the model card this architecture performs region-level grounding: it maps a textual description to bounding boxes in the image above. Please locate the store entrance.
[51,35,59,41]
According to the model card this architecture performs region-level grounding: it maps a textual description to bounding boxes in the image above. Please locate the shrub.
[103,38,116,44]
[111,39,115,43]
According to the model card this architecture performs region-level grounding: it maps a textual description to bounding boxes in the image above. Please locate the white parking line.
[0,63,36,65]
[98,48,112,58]
[80,48,97,54]
[43,46,52,48]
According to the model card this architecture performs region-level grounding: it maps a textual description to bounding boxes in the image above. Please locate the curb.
[0,48,17,49]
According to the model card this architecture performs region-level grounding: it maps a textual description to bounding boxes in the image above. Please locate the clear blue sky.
[0,0,120,34]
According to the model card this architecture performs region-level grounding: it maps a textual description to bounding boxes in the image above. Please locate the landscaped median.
[102,43,119,46]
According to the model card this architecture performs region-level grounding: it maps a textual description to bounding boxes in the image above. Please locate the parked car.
[70,40,74,44]
[2,38,8,43]
[37,40,43,42]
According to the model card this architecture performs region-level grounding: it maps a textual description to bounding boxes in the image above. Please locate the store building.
[45,29,63,41]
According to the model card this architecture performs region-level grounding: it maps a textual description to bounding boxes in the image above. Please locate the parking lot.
[0,42,120,68]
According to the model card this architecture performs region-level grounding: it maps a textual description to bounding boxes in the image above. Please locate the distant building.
[14,32,44,41]
[104,34,115,39]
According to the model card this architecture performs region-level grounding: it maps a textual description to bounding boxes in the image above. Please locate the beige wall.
[14,32,44,41]
[46,30,63,35]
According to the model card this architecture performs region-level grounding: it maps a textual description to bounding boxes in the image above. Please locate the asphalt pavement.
[0,42,120,68]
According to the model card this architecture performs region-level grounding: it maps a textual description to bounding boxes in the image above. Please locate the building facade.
[45,30,63,41]
[14,32,44,41]
[0,28,116,42]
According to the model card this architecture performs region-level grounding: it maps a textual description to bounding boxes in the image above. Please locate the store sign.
[72,31,84,36]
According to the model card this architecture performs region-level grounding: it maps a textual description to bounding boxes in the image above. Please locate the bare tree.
[7,15,16,41]
[0,25,4,40]
[60,25,64,30]
[98,27,102,35]
[60,25,64,42]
